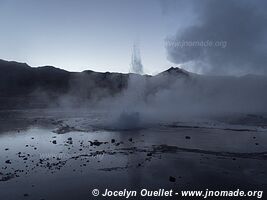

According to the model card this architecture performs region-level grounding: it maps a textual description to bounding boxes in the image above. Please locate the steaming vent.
[130,43,144,74]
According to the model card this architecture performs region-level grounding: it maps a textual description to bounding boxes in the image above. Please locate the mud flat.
[1,109,267,200]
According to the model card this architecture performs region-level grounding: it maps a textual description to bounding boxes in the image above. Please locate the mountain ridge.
[0,59,189,76]
[1,59,267,110]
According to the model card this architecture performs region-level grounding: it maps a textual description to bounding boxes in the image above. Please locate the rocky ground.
[1,109,267,200]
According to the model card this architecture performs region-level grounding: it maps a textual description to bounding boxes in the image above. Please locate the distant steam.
[130,43,144,74]
[163,0,267,75]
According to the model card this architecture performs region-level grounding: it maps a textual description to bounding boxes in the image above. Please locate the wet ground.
[1,109,267,200]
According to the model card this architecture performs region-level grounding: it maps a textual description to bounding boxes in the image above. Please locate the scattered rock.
[89,140,107,146]
[52,140,57,144]
[99,166,127,171]
[66,138,73,144]
[5,160,11,164]
[169,176,176,182]
[147,152,152,156]
[0,174,15,181]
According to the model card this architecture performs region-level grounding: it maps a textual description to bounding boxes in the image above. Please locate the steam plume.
[130,43,144,74]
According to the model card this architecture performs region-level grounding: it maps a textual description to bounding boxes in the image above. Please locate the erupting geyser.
[130,43,144,74]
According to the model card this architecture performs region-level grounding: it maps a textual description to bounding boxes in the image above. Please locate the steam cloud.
[22,64,267,130]
[130,44,144,74]
[163,0,267,75]
[96,71,267,129]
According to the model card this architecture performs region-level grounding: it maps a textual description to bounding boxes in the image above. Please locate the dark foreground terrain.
[1,109,267,200]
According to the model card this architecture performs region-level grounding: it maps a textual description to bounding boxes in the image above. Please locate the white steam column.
[130,43,144,74]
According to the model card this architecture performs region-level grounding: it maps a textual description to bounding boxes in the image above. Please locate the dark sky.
[0,0,266,75]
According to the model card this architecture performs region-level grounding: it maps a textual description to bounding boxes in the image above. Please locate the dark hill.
[0,59,131,109]
[1,59,266,111]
